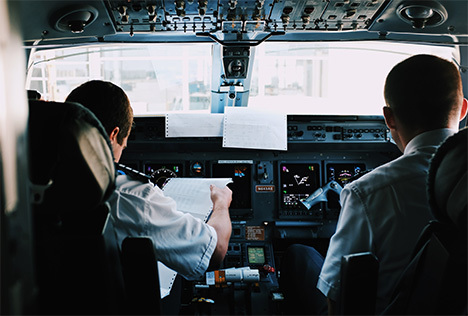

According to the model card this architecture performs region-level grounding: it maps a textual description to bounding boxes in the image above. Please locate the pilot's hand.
[210,185,232,209]
[208,185,232,267]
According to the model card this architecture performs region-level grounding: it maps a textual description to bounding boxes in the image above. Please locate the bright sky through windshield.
[27,42,456,116]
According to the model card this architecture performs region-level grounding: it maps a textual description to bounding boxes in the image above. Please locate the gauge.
[145,163,182,188]
[338,169,353,183]
[151,167,177,188]
[190,161,204,176]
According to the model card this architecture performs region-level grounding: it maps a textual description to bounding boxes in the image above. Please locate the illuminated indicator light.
[234,166,246,177]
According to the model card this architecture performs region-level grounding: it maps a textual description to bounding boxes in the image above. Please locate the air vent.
[51,5,99,33]
[396,1,447,29]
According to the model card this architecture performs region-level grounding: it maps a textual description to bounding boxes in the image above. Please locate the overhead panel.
[108,0,222,33]
[108,0,169,32]
[108,0,218,33]
[164,0,218,32]
[320,0,387,31]
[269,0,327,31]
[217,0,275,30]
[106,0,389,34]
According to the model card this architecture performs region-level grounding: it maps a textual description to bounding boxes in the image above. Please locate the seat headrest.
[427,128,467,232]
[29,100,116,214]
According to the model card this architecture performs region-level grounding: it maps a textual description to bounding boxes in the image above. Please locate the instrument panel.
[124,116,395,219]
[120,114,399,313]
[122,115,398,243]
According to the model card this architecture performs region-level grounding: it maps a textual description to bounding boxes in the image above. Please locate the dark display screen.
[247,246,265,265]
[212,163,252,209]
[144,163,183,188]
[280,163,320,209]
[326,163,365,186]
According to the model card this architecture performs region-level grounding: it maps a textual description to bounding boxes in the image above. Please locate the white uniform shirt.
[108,175,218,280]
[317,128,456,313]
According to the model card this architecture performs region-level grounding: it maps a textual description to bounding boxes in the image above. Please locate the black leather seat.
[382,128,467,315]
[340,252,379,315]
[121,237,162,315]
[29,100,125,314]
[340,128,467,315]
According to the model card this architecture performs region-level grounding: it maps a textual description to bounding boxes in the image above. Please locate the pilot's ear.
[109,126,120,143]
[459,98,468,121]
[383,106,396,130]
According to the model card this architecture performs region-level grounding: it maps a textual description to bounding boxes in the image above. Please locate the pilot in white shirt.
[110,174,218,280]
[66,80,233,281]
[317,128,456,313]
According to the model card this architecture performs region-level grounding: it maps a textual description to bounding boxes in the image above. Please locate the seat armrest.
[121,237,162,315]
[340,252,379,315]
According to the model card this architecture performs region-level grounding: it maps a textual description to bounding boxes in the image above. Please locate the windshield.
[26,41,457,116]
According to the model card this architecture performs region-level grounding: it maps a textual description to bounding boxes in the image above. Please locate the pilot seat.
[382,127,467,315]
[28,100,124,314]
[340,128,467,315]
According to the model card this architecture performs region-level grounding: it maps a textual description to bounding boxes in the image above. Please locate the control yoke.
[301,180,343,210]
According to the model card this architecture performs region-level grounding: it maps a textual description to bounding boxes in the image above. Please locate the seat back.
[428,128,467,235]
[340,252,379,315]
[121,237,162,315]
[29,100,125,314]
[29,100,115,213]
[383,128,467,315]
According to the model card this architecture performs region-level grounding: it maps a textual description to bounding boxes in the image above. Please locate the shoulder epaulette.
[116,163,152,184]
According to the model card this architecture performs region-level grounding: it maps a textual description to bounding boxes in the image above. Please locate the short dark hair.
[384,54,463,130]
[66,80,133,145]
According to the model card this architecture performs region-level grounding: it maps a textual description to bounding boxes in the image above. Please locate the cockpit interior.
[1,0,467,314]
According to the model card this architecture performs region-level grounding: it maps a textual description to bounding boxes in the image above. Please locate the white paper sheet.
[158,262,177,299]
[157,177,233,298]
[222,107,287,151]
[165,113,224,137]
[162,177,232,220]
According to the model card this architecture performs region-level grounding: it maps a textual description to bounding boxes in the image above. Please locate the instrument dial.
[190,161,204,176]
[151,167,177,188]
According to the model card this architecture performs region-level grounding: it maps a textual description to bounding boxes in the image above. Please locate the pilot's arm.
[111,176,230,280]
[207,185,232,268]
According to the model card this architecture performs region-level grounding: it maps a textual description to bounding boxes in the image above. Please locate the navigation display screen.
[247,246,265,265]
[212,163,252,209]
[326,163,365,186]
[280,162,320,209]
[326,163,365,209]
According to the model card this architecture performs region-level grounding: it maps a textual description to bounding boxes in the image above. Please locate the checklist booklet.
[157,177,232,298]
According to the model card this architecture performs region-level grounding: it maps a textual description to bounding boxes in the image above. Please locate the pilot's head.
[383,54,467,151]
[66,80,134,162]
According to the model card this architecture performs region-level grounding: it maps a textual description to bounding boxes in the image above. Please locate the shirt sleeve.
[317,184,374,301]
[111,178,217,280]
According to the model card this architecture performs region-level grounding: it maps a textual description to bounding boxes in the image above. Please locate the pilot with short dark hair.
[281,54,468,315]
[66,80,233,281]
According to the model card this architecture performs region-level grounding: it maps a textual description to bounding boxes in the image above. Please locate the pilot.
[281,54,468,315]
[65,80,232,283]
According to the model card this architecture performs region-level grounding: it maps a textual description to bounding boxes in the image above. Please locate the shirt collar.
[404,128,457,155]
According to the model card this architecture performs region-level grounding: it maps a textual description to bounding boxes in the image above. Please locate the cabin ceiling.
[17,0,468,45]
